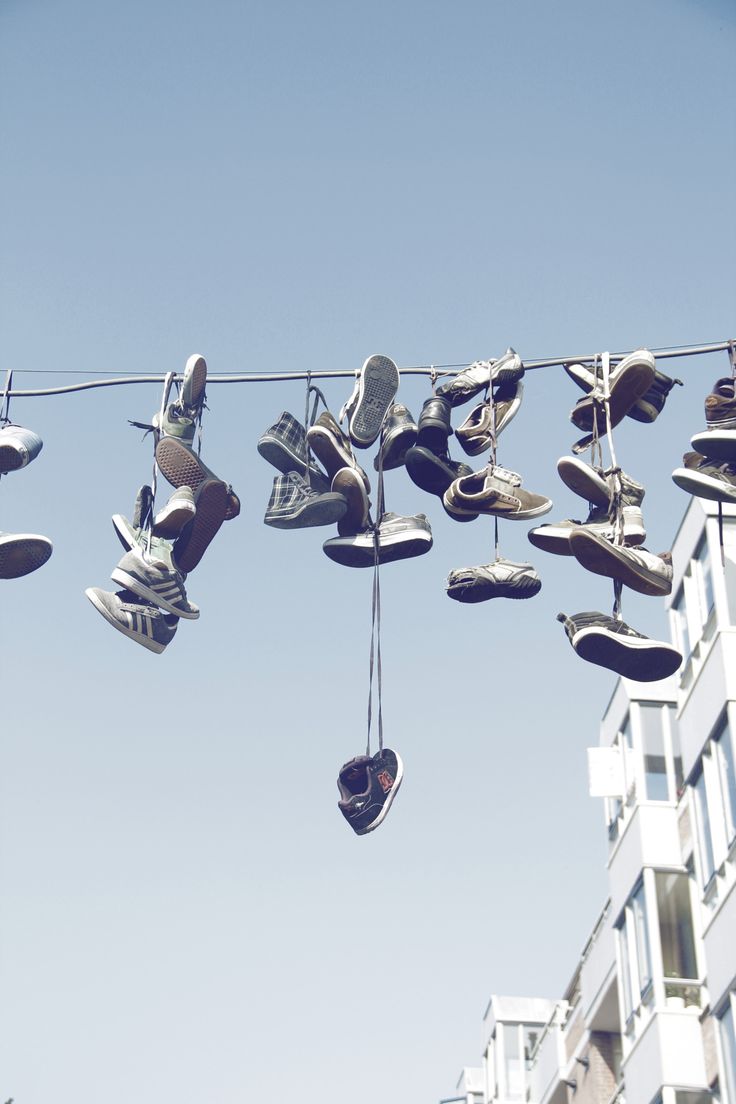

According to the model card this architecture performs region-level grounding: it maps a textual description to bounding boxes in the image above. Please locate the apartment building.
[442,498,736,1104]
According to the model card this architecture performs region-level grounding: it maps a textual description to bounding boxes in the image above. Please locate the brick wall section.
[565,1033,618,1104]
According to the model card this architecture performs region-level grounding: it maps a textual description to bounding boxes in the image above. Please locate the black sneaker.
[374,403,418,471]
[405,445,474,516]
[337,748,404,835]
[557,611,682,681]
[323,512,432,567]
[416,395,453,455]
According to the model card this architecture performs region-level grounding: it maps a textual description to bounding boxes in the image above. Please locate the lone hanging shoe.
[446,558,541,603]
[337,748,404,835]
[0,424,43,473]
[557,610,682,682]
[568,530,672,596]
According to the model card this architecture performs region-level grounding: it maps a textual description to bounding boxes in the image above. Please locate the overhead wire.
[3,338,733,398]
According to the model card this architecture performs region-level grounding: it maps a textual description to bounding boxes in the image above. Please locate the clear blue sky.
[1,2,734,1102]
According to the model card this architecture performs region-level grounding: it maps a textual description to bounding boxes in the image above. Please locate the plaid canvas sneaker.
[337,748,404,835]
[155,438,240,521]
[557,610,682,682]
[85,587,179,654]
[569,530,672,596]
[339,354,400,449]
[444,465,552,521]
[264,471,347,529]
[690,378,736,464]
[0,424,43,473]
[258,411,331,491]
[152,485,196,539]
[454,380,524,456]
[569,349,656,433]
[332,467,371,536]
[446,558,541,603]
[374,403,417,471]
[672,451,736,503]
[564,359,681,424]
[0,532,52,578]
[306,411,370,489]
[111,546,199,618]
[528,503,646,556]
[173,478,230,572]
[556,457,646,510]
[436,347,524,407]
[323,512,433,567]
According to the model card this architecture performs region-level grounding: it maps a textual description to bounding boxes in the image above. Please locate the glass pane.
[618,921,633,1020]
[504,1024,523,1099]
[640,704,670,801]
[696,538,714,621]
[672,587,691,659]
[693,770,716,885]
[668,706,684,792]
[523,1026,539,1070]
[632,883,652,994]
[720,1001,736,1104]
[655,872,698,980]
[716,717,736,844]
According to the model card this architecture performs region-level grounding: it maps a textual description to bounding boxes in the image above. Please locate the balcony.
[622,1007,707,1104]
[528,1003,568,1104]
[702,867,736,1009]
[608,803,681,917]
[579,900,619,1031]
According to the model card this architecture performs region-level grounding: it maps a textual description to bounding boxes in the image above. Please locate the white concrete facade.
[443,500,736,1104]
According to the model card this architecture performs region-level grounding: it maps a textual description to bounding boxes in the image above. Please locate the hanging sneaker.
[152,485,196,539]
[173,478,229,572]
[332,467,371,537]
[436,348,524,407]
[111,547,199,618]
[528,503,646,556]
[0,532,52,578]
[0,424,43,473]
[373,403,417,471]
[323,512,433,567]
[111,514,177,562]
[155,438,240,520]
[306,411,370,489]
[564,359,681,424]
[264,471,347,529]
[152,403,197,445]
[337,748,404,835]
[444,465,552,522]
[340,354,400,449]
[556,457,646,510]
[85,587,179,654]
[569,349,656,433]
[454,380,524,456]
[415,395,453,454]
[179,353,208,411]
[258,411,331,491]
[672,451,736,503]
[446,558,541,603]
[569,530,672,596]
[690,377,736,464]
[557,610,682,682]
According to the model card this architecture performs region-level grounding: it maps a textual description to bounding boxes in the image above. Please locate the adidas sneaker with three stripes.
[85,587,180,653]
[110,547,199,619]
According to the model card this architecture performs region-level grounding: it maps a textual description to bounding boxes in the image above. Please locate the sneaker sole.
[333,469,370,534]
[447,574,541,602]
[672,467,736,504]
[573,626,681,681]
[355,754,404,834]
[110,567,199,619]
[571,359,656,431]
[84,588,169,654]
[156,438,239,521]
[690,429,736,465]
[565,361,664,423]
[266,493,347,530]
[349,355,400,448]
[556,456,610,508]
[0,445,31,472]
[528,511,646,557]
[443,491,552,522]
[569,531,671,596]
[173,479,228,572]
[405,446,471,497]
[181,354,207,408]
[323,527,432,567]
[0,534,52,578]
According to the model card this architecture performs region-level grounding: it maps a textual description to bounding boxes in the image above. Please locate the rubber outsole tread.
[350,357,400,447]
[0,537,52,578]
[0,447,25,472]
[574,631,680,681]
[174,481,228,573]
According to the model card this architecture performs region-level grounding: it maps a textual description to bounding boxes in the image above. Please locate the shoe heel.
[622,505,646,546]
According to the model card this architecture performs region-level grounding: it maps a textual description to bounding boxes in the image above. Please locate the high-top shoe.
[337,748,404,835]
[529,503,645,556]
[557,610,682,682]
[0,424,43,473]
[691,377,736,464]
[672,451,736,503]
[339,354,400,449]
[374,403,417,471]
[264,471,347,529]
[416,395,453,455]
[258,411,331,492]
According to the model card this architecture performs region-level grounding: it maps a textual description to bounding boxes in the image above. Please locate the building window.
[714,716,736,848]
[693,766,716,888]
[641,703,670,801]
[671,586,691,660]
[618,881,652,1021]
[690,710,736,900]
[655,872,698,1003]
[720,999,736,1104]
[503,1024,523,1100]
[523,1026,539,1072]
[695,537,715,624]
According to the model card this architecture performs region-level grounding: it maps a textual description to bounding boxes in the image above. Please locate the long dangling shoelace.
[365,405,392,756]
[146,371,175,556]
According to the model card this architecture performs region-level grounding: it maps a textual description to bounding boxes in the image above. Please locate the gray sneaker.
[307,410,370,489]
[339,354,400,449]
[111,547,200,618]
[323,512,433,567]
[557,610,682,681]
[672,451,736,503]
[437,348,524,407]
[264,471,347,529]
[454,380,524,455]
[446,557,541,603]
[528,503,645,556]
[444,465,552,521]
[556,457,646,510]
[0,424,43,473]
[0,532,53,578]
[85,587,179,654]
[569,530,672,596]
